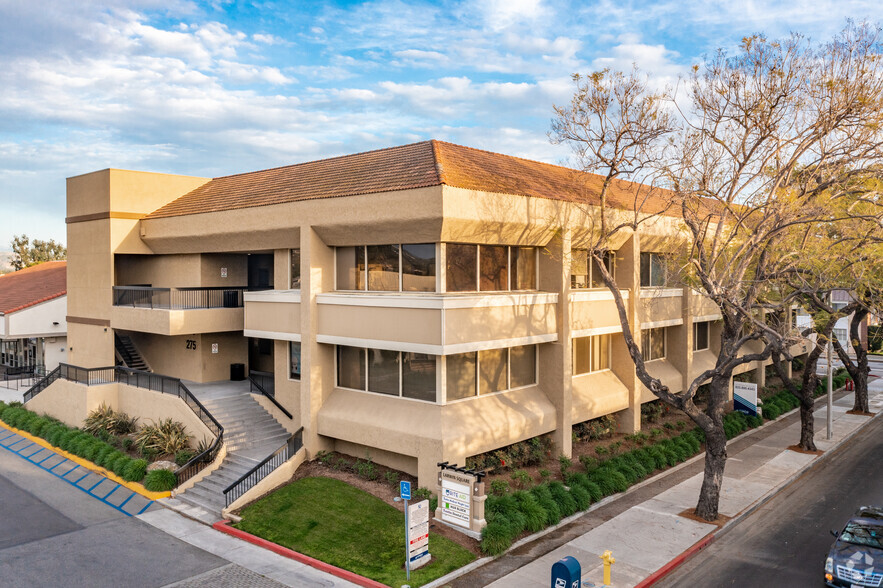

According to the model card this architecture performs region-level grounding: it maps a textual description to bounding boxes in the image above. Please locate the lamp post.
[827,333,833,440]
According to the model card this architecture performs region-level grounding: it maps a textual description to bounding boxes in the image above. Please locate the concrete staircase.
[175,393,291,515]
[114,334,151,372]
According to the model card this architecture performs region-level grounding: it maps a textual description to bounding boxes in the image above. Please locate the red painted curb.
[212,521,388,588]
[634,533,715,587]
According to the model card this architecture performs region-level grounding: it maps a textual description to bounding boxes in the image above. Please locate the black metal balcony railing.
[224,428,303,507]
[22,363,223,487]
[112,286,247,310]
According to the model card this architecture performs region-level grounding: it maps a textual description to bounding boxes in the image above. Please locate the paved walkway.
[0,422,155,517]
[139,507,360,588]
[474,382,883,588]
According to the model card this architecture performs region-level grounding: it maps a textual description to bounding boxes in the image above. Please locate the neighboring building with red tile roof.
[0,261,68,375]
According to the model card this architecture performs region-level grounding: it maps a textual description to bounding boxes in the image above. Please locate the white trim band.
[316,292,558,309]
[243,329,302,342]
[640,288,683,299]
[641,318,683,328]
[244,290,302,303]
[571,325,623,338]
[316,333,558,355]
[694,314,722,323]
[569,290,630,302]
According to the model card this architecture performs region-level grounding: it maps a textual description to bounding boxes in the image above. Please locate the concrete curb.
[0,421,171,500]
[637,404,883,586]
[212,520,388,588]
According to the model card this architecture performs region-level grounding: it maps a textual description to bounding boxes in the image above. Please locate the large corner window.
[640,252,668,287]
[290,249,301,289]
[336,345,437,402]
[571,250,615,289]
[290,341,301,380]
[642,328,666,361]
[693,322,709,351]
[445,244,537,292]
[336,244,436,292]
[572,334,611,375]
[445,345,537,400]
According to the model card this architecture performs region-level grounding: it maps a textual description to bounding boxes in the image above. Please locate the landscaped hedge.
[0,402,148,484]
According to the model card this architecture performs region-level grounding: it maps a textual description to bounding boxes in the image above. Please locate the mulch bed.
[786,444,824,455]
[678,508,732,527]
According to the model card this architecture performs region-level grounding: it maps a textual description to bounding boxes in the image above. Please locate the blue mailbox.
[551,555,581,588]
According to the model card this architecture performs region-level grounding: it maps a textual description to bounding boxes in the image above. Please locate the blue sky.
[0,0,880,248]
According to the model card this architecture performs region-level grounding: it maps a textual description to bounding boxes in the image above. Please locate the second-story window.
[445,244,537,292]
[571,250,615,289]
[693,322,709,351]
[642,328,666,361]
[336,244,436,292]
[640,252,668,287]
[290,249,300,289]
[572,334,611,375]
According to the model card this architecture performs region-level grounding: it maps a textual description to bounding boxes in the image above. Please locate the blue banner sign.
[400,480,411,500]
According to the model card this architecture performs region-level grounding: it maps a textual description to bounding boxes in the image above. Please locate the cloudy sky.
[0,0,879,248]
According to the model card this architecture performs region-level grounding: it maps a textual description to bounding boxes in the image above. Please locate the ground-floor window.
[693,321,709,351]
[642,328,666,361]
[572,334,611,375]
[289,342,301,380]
[336,346,437,402]
[446,344,537,400]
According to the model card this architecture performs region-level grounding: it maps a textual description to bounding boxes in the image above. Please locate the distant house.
[0,261,67,373]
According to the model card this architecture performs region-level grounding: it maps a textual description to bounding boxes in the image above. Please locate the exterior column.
[613,233,641,434]
[539,229,572,458]
[300,226,335,458]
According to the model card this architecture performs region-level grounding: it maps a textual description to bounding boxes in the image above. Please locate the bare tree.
[551,23,883,521]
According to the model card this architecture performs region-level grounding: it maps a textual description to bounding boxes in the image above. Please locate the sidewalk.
[472,382,883,588]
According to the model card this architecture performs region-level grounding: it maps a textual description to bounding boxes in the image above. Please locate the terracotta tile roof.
[144,140,674,219]
[0,261,67,314]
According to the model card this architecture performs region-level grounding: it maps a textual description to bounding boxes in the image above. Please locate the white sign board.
[220,267,227,278]
[734,381,758,416]
[211,343,219,354]
[408,500,430,569]
[441,477,471,528]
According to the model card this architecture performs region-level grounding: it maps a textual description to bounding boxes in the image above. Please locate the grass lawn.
[234,476,475,587]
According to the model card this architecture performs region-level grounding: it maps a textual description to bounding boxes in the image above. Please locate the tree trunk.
[798,392,817,450]
[696,423,727,520]
[694,375,729,521]
[850,309,871,413]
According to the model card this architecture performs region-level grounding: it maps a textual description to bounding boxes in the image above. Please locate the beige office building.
[60,140,775,487]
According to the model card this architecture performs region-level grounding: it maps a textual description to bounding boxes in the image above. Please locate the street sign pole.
[400,480,412,582]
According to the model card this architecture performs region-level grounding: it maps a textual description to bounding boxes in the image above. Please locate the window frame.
[642,327,666,361]
[571,249,616,290]
[290,248,301,290]
[334,345,439,403]
[289,341,301,381]
[640,252,667,287]
[443,244,538,293]
[444,344,539,403]
[693,321,710,351]
[572,334,612,375]
[335,244,438,292]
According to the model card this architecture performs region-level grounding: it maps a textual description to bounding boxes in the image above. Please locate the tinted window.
[402,244,436,292]
[446,244,478,292]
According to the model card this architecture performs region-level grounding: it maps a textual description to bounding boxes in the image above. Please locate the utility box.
[551,556,581,588]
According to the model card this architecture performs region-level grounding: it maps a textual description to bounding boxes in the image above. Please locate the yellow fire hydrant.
[600,550,615,586]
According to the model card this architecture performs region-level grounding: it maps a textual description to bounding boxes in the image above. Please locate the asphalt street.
[657,412,883,588]
[0,444,229,588]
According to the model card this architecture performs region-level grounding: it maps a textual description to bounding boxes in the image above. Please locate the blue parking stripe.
[103,485,120,500]
[51,460,73,472]
[118,491,136,509]
[74,470,91,484]
[37,452,56,465]
[137,501,153,515]
[0,433,17,442]
[88,478,105,492]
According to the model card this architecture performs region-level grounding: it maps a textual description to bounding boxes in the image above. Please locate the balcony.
[638,288,684,327]
[112,286,246,335]
[570,290,630,336]
[244,290,301,341]
[316,292,558,354]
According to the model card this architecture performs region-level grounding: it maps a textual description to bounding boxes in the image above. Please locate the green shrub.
[633,449,658,474]
[530,484,561,525]
[607,468,630,493]
[122,459,148,482]
[583,480,603,502]
[613,461,639,485]
[144,469,177,492]
[569,484,591,511]
[481,518,514,555]
[59,430,80,452]
[413,487,437,511]
[565,472,590,489]
[25,417,49,437]
[47,425,67,447]
[83,441,104,462]
[490,479,511,495]
[100,450,123,469]
[175,450,195,466]
[513,491,547,532]
[539,468,551,481]
[136,418,191,456]
[579,454,599,473]
[511,469,532,489]
[588,470,617,497]
[558,455,572,474]
[354,458,377,480]
[383,471,399,486]
[646,446,668,470]
[94,445,115,466]
[111,455,131,477]
[548,482,577,517]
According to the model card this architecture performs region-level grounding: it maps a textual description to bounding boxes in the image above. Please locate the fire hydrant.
[599,550,615,586]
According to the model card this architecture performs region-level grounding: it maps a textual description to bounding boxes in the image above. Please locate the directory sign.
[734,381,759,417]
[408,500,430,569]
[440,470,472,528]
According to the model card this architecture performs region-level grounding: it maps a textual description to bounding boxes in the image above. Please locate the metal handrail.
[22,362,224,487]
[112,286,247,309]
[249,372,292,419]
[22,366,61,402]
[223,427,303,507]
